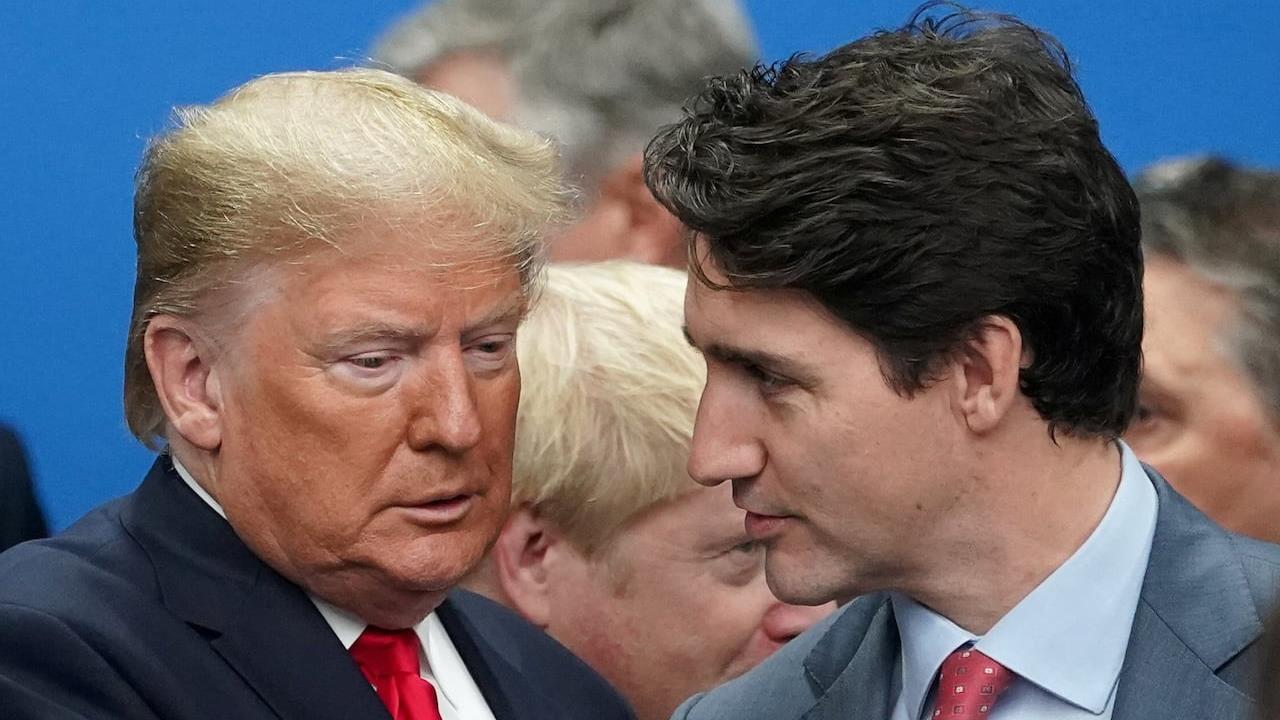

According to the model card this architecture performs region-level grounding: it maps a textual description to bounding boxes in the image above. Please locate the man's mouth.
[399,494,475,525]
[744,511,789,540]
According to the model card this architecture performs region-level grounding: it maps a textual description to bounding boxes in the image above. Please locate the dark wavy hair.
[644,2,1142,439]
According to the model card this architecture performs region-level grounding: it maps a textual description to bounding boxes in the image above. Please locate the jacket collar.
[799,594,898,720]
[795,467,1265,720]
[120,457,391,720]
[1112,467,1264,719]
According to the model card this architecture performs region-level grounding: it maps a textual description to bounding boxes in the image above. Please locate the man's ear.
[491,505,563,628]
[602,152,686,267]
[951,316,1026,435]
[143,316,224,451]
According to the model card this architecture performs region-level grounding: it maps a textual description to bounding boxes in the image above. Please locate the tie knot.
[930,647,1015,718]
[350,626,421,678]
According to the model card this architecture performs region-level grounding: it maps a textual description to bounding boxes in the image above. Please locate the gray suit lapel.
[800,595,899,720]
[1114,601,1252,720]
[1113,468,1263,719]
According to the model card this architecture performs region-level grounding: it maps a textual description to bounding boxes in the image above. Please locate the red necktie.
[349,626,444,720]
[928,647,1015,719]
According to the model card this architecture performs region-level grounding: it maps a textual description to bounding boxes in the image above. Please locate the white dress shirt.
[889,442,1158,720]
[172,458,496,720]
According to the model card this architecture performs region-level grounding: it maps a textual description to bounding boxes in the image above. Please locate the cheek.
[479,373,521,446]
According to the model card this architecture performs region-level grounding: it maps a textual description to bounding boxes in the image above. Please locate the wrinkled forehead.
[191,220,531,337]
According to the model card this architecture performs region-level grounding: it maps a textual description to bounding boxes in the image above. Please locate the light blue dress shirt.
[890,442,1158,720]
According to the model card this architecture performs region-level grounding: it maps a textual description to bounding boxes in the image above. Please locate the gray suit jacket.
[673,469,1280,720]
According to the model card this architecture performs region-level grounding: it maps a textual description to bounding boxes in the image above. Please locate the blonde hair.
[513,262,704,555]
[126,68,567,448]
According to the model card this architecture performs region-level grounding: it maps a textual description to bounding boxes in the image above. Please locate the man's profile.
[643,5,1280,719]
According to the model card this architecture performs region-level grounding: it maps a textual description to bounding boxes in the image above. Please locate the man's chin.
[764,555,843,607]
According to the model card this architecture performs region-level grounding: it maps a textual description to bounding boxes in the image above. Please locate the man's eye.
[347,354,393,371]
[467,335,515,363]
[1134,403,1154,423]
[745,364,788,392]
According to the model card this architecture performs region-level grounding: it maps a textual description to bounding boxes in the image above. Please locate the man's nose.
[407,353,483,453]
[687,380,766,486]
[760,600,837,644]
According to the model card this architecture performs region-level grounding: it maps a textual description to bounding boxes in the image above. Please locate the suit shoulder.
[0,498,158,617]
[446,589,635,718]
[676,597,877,719]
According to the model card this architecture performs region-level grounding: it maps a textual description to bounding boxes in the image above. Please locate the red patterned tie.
[349,626,444,720]
[927,647,1015,718]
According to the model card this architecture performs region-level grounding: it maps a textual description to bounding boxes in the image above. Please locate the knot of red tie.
[350,626,422,678]
[349,626,442,720]
[929,646,1015,719]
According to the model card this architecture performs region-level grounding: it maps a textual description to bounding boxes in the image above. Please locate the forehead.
[1142,256,1236,380]
[683,261,855,353]
[221,227,527,333]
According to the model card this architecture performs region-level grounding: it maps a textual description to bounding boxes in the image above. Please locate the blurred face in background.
[414,56,686,268]
[1128,255,1280,542]
[415,50,516,122]
[540,482,835,720]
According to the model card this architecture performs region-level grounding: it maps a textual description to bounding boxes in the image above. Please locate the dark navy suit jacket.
[0,457,635,720]
[0,424,47,552]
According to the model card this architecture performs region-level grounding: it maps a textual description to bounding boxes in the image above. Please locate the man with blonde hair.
[0,68,633,720]
[463,262,833,720]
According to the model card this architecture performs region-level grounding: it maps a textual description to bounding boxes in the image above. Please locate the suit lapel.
[1114,601,1252,720]
[1113,468,1263,719]
[207,571,391,720]
[123,458,389,720]
[436,597,563,720]
[799,595,899,720]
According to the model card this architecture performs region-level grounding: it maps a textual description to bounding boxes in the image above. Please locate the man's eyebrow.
[317,322,432,351]
[684,325,810,378]
[464,296,525,336]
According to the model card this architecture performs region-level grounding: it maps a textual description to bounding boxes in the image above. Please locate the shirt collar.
[893,442,1158,717]
[309,596,467,709]
[171,455,227,519]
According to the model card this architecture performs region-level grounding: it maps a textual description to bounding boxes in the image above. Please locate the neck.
[903,434,1121,634]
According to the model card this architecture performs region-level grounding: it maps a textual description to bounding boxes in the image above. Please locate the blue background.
[3,2,1278,530]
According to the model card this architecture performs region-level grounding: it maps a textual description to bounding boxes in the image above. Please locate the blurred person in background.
[0,424,48,551]
[0,68,635,720]
[1128,157,1280,544]
[371,0,758,265]
[463,262,835,720]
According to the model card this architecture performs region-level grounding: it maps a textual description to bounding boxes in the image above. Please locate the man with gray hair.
[0,68,633,720]
[1126,156,1280,544]
[371,0,758,265]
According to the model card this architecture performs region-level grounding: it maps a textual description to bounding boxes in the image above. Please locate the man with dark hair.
[645,6,1280,719]
[1127,156,1280,544]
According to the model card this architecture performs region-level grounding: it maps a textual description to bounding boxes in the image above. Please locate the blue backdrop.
[3,2,1278,530]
